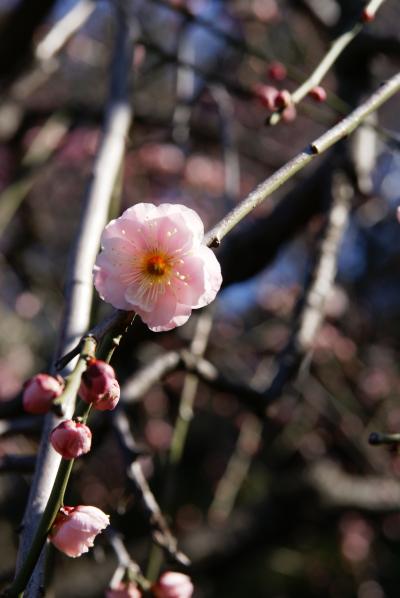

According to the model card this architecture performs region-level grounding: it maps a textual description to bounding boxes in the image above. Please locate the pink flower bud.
[50,505,109,557]
[282,104,297,123]
[79,359,120,411]
[253,83,279,111]
[50,420,92,459]
[309,86,327,103]
[267,61,287,81]
[106,582,142,598]
[361,7,375,22]
[22,373,64,414]
[274,89,292,110]
[153,572,194,598]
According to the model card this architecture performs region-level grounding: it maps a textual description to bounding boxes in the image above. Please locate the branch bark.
[13,7,135,596]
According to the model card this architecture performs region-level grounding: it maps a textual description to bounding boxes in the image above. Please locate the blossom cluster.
[22,359,120,557]
[19,204,217,594]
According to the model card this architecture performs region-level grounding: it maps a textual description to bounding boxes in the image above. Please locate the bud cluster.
[79,359,120,411]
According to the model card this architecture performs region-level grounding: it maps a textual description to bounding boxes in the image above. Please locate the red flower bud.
[153,572,194,598]
[267,61,287,81]
[22,373,64,414]
[361,7,375,22]
[282,104,297,123]
[50,420,92,459]
[50,505,109,557]
[253,83,279,111]
[79,359,120,411]
[309,86,327,102]
[274,89,292,110]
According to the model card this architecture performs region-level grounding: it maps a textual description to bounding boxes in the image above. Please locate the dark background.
[1,0,400,596]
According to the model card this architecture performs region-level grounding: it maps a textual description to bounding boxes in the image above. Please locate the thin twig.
[35,0,95,62]
[209,85,241,204]
[266,0,387,126]
[0,113,70,236]
[369,432,400,446]
[204,72,400,247]
[0,0,95,140]
[208,414,262,525]
[265,170,352,402]
[308,458,400,510]
[106,527,151,591]
[121,349,266,418]
[169,313,213,466]
[147,313,214,579]
[122,352,181,403]
[56,310,134,370]
[112,409,190,566]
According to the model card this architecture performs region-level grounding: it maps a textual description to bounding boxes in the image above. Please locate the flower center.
[145,254,169,277]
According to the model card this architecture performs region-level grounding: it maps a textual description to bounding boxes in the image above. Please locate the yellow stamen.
[145,254,169,277]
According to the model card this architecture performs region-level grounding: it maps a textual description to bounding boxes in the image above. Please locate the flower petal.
[93,266,132,310]
[138,289,178,328]
[94,203,221,331]
[173,246,222,308]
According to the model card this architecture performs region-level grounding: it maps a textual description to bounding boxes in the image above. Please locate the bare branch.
[204,72,400,247]
[112,409,190,566]
[308,459,400,511]
[267,0,387,126]
[14,7,135,595]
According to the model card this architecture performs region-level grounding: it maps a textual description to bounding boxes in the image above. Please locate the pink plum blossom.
[50,420,92,459]
[106,582,142,598]
[153,572,194,598]
[79,359,120,411]
[93,203,222,332]
[22,373,64,414]
[50,505,109,557]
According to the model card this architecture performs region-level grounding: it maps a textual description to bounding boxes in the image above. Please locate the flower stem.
[53,336,97,411]
[7,458,75,596]
[6,338,96,597]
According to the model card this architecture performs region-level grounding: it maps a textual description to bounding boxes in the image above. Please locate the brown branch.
[204,72,400,247]
[112,409,190,566]
[308,459,400,511]
[121,348,266,418]
[265,171,352,402]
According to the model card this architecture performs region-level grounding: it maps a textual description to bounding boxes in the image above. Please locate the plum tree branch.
[204,72,400,247]
[12,7,135,596]
[267,0,387,126]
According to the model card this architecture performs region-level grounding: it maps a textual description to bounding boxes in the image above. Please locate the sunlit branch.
[204,72,400,247]
[12,7,135,596]
[267,0,387,126]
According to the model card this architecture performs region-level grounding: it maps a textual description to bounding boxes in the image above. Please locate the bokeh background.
[1,0,400,596]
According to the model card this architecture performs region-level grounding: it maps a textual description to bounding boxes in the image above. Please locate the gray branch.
[14,7,135,596]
